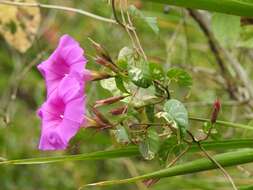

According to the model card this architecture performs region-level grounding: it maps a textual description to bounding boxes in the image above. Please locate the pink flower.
[37,34,91,97]
[38,72,86,150]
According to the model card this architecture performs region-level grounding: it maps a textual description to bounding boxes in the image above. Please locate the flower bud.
[94,116,109,129]
[92,107,112,127]
[82,115,98,128]
[89,38,112,61]
[211,99,221,124]
[110,106,128,115]
[83,115,111,129]
[95,56,119,73]
[95,95,129,107]
[90,70,113,81]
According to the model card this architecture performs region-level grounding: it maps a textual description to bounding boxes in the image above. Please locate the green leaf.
[121,85,157,107]
[118,48,152,89]
[112,126,130,144]
[100,78,122,96]
[83,149,253,187]
[167,68,192,87]
[128,5,159,34]
[158,136,188,166]
[117,47,134,70]
[128,59,152,88]
[115,76,129,93]
[117,46,135,76]
[158,136,178,164]
[118,46,134,61]
[145,104,155,122]
[164,99,188,128]
[212,13,241,47]
[143,0,253,18]
[149,62,165,80]
[139,128,160,160]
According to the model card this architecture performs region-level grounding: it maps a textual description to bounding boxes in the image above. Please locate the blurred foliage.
[0,0,253,189]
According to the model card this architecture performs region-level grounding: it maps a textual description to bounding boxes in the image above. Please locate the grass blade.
[0,147,139,165]
[0,139,252,165]
[83,149,253,187]
[144,0,253,17]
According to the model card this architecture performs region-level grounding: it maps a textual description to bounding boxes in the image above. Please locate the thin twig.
[119,0,141,56]
[167,144,191,167]
[186,130,238,190]
[0,0,117,24]
[196,142,238,190]
[112,0,147,60]
[112,0,125,28]
[122,88,139,114]
[126,10,147,61]
[144,144,191,187]
[186,100,247,107]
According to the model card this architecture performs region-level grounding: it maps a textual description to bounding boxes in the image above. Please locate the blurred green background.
[0,0,253,189]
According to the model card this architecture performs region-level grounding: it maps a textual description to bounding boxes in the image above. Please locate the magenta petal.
[58,34,80,49]
[61,45,86,66]
[37,34,89,97]
[39,127,67,150]
[55,35,86,67]
[64,96,85,124]
[37,60,67,80]
[58,118,81,144]
[58,74,82,103]
[41,92,65,116]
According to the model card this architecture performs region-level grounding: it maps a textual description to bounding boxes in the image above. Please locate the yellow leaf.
[0,0,41,53]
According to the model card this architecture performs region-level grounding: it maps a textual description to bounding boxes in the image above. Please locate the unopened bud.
[82,115,110,129]
[89,38,112,61]
[95,95,129,107]
[211,99,221,124]
[110,106,127,115]
[92,107,112,127]
[95,57,119,73]
[90,70,113,81]
[83,115,98,128]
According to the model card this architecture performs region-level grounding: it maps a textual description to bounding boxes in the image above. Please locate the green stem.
[0,139,252,165]
[0,147,139,165]
[189,117,253,130]
[82,149,253,187]
[143,0,253,17]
